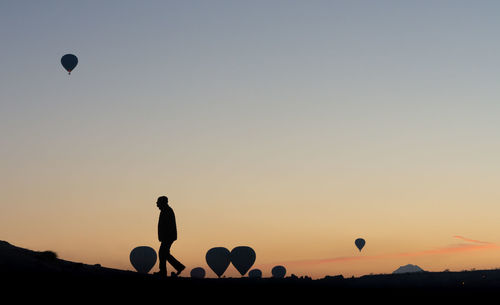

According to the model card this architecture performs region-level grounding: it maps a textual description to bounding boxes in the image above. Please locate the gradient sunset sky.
[2,1,500,278]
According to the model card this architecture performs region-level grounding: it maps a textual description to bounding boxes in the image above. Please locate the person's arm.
[166,208,177,240]
[172,210,177,229]
[158,212,164,242]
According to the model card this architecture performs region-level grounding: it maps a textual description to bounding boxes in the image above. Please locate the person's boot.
[175,265,185,276]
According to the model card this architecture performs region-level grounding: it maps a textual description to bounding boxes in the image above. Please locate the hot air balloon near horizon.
[272,265,286,279]
[355,238,366,252]
[248,269,262,279]
[230,246,256,277]
[206,247,231,278]
[130,246,157,274]
[61,54,78,75]
[190,267,206,279]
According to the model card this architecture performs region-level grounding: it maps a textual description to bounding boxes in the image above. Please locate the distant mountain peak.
[392,264,424,274]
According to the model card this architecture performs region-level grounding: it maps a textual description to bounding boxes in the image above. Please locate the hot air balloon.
[190,267,206,279]
[230,246,256,276]
[130,246,157,274]
[355,238,366,252]
[206,247,231,278]
[248,269,262,279]
[272,265,286,279]
[61,54,78,75]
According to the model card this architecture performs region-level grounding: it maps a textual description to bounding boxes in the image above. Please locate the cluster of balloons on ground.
[129,238,366,278]
[206,246,255,277]
[203,246,287,279]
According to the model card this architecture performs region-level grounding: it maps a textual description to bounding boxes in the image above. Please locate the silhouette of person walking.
[156,196,185,277]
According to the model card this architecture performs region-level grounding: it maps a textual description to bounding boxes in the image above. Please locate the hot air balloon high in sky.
[129,246,157,274]
[355,238,366,252]
[61,54,78,75]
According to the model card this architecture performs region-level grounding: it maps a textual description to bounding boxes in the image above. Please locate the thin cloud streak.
[452,235,491,245]
[265,236,498,267]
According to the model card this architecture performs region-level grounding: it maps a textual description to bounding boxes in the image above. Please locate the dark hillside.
[1,240,498,303]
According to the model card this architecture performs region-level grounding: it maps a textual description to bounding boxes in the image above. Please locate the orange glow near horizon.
[4,179,500,279]
[277,236,498,266]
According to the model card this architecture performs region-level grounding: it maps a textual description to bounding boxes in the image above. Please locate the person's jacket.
[158,205,177,242]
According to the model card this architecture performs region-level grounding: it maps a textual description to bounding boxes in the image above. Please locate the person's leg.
[165,241,185,274]
[158,242,167,276]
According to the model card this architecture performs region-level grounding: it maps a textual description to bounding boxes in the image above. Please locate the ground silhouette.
[1,240,499,303]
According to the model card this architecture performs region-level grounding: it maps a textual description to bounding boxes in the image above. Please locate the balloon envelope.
[272,265,286,279]
[355,238,366,251]
[61,54,78,74]
[248,269,262,279]
[130,246,157,274]
[206,247,231,277]
[190,267,206,279]
[230,246,256,276]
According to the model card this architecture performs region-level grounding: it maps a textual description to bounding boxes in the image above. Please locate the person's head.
[156,196,168,210]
